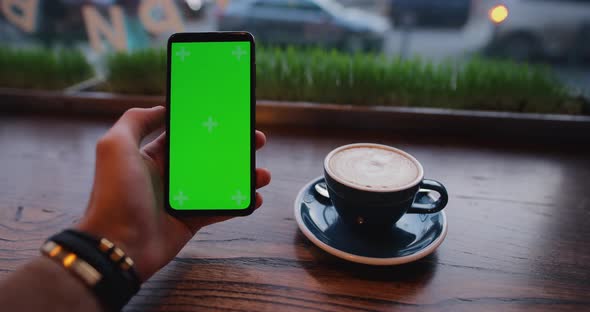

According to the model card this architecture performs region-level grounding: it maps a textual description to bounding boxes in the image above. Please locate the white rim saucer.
[294,176,448,266]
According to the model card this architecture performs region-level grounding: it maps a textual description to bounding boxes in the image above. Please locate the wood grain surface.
[0,113,589,311]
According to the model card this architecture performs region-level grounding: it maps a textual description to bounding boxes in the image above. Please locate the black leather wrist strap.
[42,229,141,311]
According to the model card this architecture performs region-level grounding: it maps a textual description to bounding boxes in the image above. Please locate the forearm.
[0,256,104,312]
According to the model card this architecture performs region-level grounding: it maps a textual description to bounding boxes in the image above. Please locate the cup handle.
[407,179,448,214]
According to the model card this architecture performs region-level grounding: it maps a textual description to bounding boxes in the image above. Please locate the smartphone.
[165,32,255,216]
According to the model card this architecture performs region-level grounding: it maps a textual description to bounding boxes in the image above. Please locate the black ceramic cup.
[323,143,448,230]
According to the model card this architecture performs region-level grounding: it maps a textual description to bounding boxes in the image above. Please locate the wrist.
[0,256,105,312]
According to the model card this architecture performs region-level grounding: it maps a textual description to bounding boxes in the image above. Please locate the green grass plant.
[105,49,166,95]
[256,47,578,114]
[0,46,93,90]
[106,46,582,114]
[4,45,580,114]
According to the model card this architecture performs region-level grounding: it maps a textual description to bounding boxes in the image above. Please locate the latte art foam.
[328,146,420,190]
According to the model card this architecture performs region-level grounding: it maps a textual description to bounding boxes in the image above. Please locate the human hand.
[77,106,271,282]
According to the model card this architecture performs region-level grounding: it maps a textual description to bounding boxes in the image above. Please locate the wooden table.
[1,113,589,311]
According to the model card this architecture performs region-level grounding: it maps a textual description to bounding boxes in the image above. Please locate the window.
[0,0,587,116]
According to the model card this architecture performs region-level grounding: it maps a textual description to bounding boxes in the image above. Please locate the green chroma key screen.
[168,40,252,211]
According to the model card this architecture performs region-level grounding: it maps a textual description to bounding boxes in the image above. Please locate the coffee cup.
[323,143,448,230]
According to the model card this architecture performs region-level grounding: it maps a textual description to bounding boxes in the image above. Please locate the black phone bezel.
[165,32,256,217]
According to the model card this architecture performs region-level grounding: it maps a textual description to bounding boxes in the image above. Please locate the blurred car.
[217,0,390,52]
[389,0,472,28]
[484,0,590,62]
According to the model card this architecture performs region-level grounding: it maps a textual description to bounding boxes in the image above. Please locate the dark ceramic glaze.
[297,177,446,259]
[324,168,448,229]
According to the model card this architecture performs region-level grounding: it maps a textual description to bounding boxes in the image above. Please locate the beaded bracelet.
[41,229,141,311]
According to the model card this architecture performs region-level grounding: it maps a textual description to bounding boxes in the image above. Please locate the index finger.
[256,130,266,150]
[111,106,166,147]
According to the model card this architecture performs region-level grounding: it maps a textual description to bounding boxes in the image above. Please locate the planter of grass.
[0,46,94,90]
[256,47,584,115]
[0,46,588,141]
[100,46,586,115]
[104,49,167,95]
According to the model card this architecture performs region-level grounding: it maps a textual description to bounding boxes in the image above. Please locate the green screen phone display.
[168,40,252,211]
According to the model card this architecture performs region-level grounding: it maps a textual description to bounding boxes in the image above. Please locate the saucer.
[294,176,448,265]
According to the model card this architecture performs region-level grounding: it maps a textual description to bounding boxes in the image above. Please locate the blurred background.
[0,0,588,101]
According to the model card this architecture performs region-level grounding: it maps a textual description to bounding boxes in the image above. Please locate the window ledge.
[1,88,589,142]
